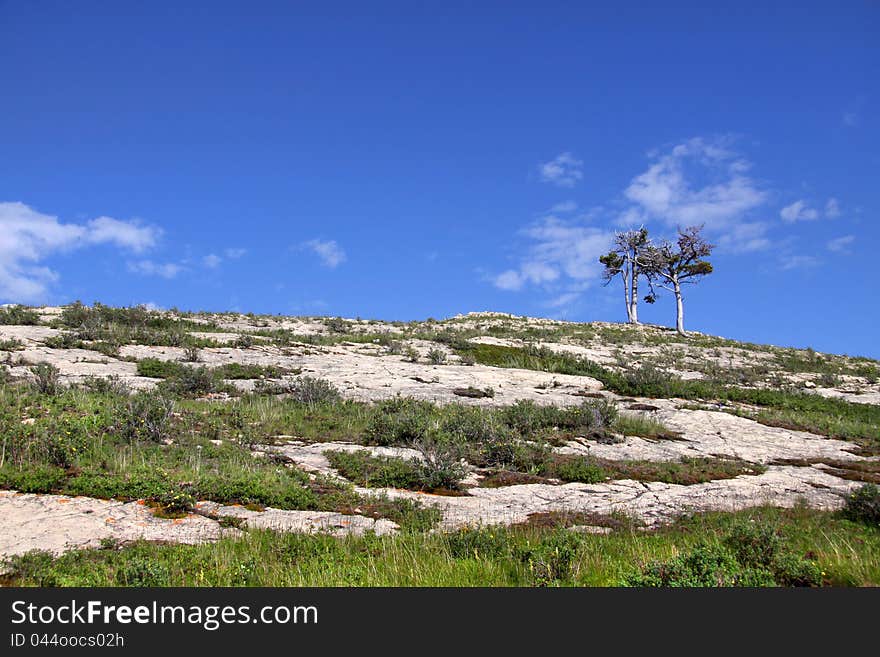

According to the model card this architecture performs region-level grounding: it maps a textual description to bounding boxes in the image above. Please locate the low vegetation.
[3,506,877,586]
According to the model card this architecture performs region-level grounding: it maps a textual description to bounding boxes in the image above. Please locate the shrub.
[29,362,61,395]
[722,521,781,568]
[547,456,606,484]
[458,352,476,366]
[446,528,511,559]
[80,375,130,396]
[413,436,466,490]
[182,344,201,362]
[842,484,880,527]
[364,397,433,446]
[195,471,317,509]
[0,338,25,351]
[159,365,218,397]
[286,376,341,405]
[403,346,420,363]
[426,348,447,365]
[234,334,255,349]
[628,522,823,587]
[0,465,67,493]
[0,305,40,325]
[628,543,775,587]
[324,317,351,334]
[151,489,196,517]
[517,530,583,586]
[114,391,175,443]
[326,450,422,489]
[116,558,171,587]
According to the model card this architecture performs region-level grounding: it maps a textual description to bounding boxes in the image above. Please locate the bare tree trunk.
[629,265,639,324]
[673,279,685,335]
[622,270,632,323]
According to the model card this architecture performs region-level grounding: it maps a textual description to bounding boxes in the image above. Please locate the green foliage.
[0,338,25,351]
[843,484,880,527]
[113,391,175,444]
[546,456,606,483]
[517,530,584,586]
[285,376,341,405]
[364,397,433,446]
[0,305,40,325]
[426,347,447,365]
[116,557,171,586]
[628,521,822,587]
[0,465,68,493]
[29,362,61,395]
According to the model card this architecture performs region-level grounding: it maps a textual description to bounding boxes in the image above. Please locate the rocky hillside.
[1,303,878,558]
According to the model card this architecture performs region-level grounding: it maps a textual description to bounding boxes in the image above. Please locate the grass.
[482,455,763,487]
[461,343,880,452]
[0,385,433,527]
[4,506,878,586]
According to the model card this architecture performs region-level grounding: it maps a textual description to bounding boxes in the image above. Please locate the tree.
[642,225,714,335]
[599,227,651,324]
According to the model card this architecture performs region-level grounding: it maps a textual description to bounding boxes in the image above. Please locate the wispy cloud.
[127,260,183,279]
[202,254,222,269]
[779,254,820,271]
[224,247,247,259]
[827,235,855,253]
[538,153,584,188]
[780,200,819,223]
[781,197,841,223]
[302,239,346,268]
[0,201,161,302]
[824,198,841,218]
[623,137,767,231]
[550,200,578,213]
[716,221,773,253]
[491,216,612,307]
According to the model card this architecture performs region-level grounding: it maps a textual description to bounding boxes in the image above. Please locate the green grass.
[461,343,880,452]
[4,506,877,586]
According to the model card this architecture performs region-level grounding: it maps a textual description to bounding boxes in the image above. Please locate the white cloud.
[202,254,222,269]
[85,216,159,252]
[780,200,819,223]
[538,153,584,188]
[0,201,160,302]
[493,270,525,291]
[302,239,346,268]
[824,198,841,218]
[624,137,766,230]
[224,248,247,259]
[127,260,183,279]
[716,221,773,253]
[779,254,820,271]
[491,216,613,305]
[826,235,855,253]
[550,200,578,213]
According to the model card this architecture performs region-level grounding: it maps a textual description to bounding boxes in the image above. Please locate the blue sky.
[1,2,877,356]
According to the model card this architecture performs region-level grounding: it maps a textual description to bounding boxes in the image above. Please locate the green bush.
[446,528,511,559]
[0,465,67,493]
[628,521,823,587]
[29,362,61,395]
[426,348,447,365]
[286,376,341,405]
[548,456,606,484]
[0,305,40,325]
[364,397,433,446]
[842,484,880,527]
[116,557,171,587]
[114,391,175,443]
[517,530,584,586]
